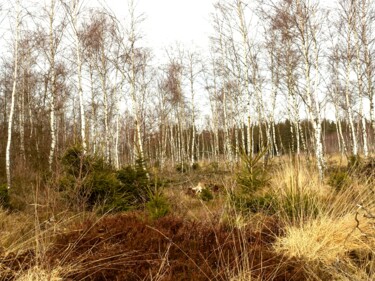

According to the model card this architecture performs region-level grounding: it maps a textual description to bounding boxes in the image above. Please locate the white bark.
[296,0,325,179]
[66,0,87,152]
[48,0,57,171]
[6,0,20,189]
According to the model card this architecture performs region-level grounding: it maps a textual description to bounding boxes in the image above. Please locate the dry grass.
[274,214,373,263]
[0,208,35,253]
[271,159,375,280]
[14,266,65,281]
[271,157,332,199]
[1,155,375,280]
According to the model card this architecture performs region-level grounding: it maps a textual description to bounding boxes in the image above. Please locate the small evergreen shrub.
[146,195,170,219]
[191,162,200,171]
[116,159,150,205]
[60,146,153,212]
[145,182,170,219]
[0,183,10,209]
[328,169,350,191]
[231,192,276,214]
[237,148,270,194]
[175,163,188,173]
[200,188,213,202]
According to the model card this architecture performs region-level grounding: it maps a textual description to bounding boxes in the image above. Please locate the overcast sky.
[106,0,215,54]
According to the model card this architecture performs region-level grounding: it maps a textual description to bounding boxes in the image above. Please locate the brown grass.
[1,155,375,280]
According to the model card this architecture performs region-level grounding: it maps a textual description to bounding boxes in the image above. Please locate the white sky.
[106,0,215,54]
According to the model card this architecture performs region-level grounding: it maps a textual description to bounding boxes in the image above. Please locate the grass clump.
[273,214,375,279]
[269,158,332,223]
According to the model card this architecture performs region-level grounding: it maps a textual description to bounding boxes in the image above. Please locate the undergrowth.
[1,153,374,280]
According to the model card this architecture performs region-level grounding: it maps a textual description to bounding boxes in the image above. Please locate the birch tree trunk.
[353,4,368,157]
[65,0,87,152]
[48,0,57,171]
[6,0,20,189]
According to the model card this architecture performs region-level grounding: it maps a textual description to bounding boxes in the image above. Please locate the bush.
[116,159,150,205]
[191,162,200,170]
[0,183,10,208]
[146,194,170,220]
[59,146,153,212]
[200,188,213,202]
[175,163,188,173]
[231,192,276,214]
[327,169,350,191]
[237,148,270,194]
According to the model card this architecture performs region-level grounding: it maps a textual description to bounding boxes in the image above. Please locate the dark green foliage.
[208,161,219,172]
[0,183,10,209]
[328,169,350,191]
[145,188,170,220]
[116,158,150,206]
[232,148,272,214]
[277,189,321,222]
[200,188,213,202]
[175,163,188,173]
[237,148,270,194]
[348,155,362,171]
[191,162,200,170]
[60,146,153,212]
[232,192,276,214]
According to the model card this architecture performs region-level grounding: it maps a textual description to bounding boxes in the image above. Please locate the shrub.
[0,183,10,209]
[237,148,270,194]
[175,163,188,173]
[60,146,153,212]
[230,191,276,214]
[200,188,213,202]
[191,162,200,171]
[146,194,170,220]
[327,169,350,191]
[116,159,150,205]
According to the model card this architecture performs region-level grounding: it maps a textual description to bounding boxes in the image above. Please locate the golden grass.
[270,157,332,199]
[1,155,374,280]
[0,208,35,253]
[273,214,374,263]
[15,266,66,281]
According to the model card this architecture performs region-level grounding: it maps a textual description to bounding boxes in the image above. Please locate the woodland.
[0,0,375,280]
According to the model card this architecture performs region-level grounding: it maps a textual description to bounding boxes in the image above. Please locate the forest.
[0,0,375,280]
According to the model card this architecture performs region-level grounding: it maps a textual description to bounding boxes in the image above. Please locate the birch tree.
[5,0,21,189]
[61,0,87,152]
